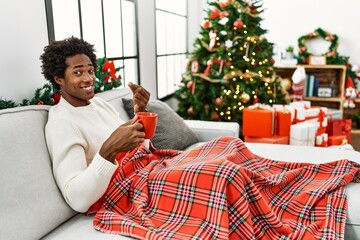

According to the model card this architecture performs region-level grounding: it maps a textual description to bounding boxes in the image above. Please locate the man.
[41,36,150,212]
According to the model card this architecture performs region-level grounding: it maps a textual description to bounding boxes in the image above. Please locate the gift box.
[273,104,305,123]
[242,104,275,138]
[328,135,348,146]
[315,133,328,147]
[290,100,311,109]
[327,119,352,143]
[276,110,291,136]
[244,135,289,144]
[327,108,343,120]
[289,122,318,146]
[304,107,328,135]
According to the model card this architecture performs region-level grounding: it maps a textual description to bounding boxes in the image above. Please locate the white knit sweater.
[45,97,123,212]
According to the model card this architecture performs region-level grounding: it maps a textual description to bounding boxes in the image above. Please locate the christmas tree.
[175,0,284,126]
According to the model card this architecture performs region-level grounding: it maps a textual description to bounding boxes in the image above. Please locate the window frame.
[154,0,189,100]
[44,0,142,87]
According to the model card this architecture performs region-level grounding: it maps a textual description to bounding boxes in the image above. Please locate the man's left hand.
[128,82,150,113]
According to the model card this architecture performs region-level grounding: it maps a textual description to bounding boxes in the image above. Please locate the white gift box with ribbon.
[290,121,318,146]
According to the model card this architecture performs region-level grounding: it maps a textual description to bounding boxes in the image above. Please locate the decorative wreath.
[297,28,339,64]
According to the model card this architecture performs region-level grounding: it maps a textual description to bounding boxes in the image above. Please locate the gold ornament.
[240,92,250,103]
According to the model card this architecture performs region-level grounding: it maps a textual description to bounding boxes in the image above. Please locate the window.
[45,0,140,86]
[155,0,188,99]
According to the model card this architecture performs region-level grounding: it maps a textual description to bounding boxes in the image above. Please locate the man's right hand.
[99,118,145,163]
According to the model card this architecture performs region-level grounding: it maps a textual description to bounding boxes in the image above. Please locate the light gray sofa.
[0,88,239,240]
[0,87,359,240]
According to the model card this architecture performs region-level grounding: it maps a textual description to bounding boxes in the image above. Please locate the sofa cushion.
[0,106,76,240]
[122,98,199,150]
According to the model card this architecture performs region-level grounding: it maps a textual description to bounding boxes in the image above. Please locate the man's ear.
[54,76,63,86]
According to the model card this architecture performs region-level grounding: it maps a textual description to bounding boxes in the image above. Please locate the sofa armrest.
[184,120,240,142]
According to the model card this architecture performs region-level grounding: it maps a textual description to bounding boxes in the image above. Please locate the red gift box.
[327,119,352,143]
[328,135,348,146]
[243,104,274,138]
[276,110,291,136]
[244,135,289,144]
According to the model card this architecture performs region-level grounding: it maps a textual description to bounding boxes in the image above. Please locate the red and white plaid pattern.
[91,137,359,239]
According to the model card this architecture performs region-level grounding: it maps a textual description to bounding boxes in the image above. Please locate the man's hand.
[99,117,145,162]
[128,82,150,113]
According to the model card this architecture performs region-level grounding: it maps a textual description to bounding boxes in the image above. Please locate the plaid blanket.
[91,137,359,239]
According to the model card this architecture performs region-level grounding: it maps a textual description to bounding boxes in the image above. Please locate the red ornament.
[202,20,211,29]
[211,112,220,120]
[233,19,243,29]
[219,0,231,8]
[187,81,194,90]
[209,6,220,19]
[215,97,223,106]
[269,57,275,64]
[37,101,44,105]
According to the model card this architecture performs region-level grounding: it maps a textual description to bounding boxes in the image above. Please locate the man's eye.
[89,69,95,74]
[74,71,81,75]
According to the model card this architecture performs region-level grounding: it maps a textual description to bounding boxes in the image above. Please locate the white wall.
[1,0,360,103]
[262,0,360,65]
[0,0,48,102]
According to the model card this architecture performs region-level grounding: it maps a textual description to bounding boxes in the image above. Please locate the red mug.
[137,112,158,139]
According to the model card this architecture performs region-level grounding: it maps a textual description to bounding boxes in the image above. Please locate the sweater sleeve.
[45,119,118,213]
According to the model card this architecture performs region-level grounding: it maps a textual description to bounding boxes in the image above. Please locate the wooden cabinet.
[275,64,353,116]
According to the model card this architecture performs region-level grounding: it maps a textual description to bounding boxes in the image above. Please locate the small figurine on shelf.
[285,46,295,59]
[343,77,357,109]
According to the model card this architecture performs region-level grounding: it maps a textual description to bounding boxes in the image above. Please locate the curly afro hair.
[40,36,97,91]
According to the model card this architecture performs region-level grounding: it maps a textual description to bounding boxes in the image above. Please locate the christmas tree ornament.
[225,39,233,48]
[219,11,229,19]
[219,17,229,25]
[187,81,194,90]
[233,19,243,29]
[209,30,217,50]
[241,92,250,103]
[187,106,194,115]
[211,112,220,120]
[209,6,220,19]
[191,61,199,73]
[202,20,211,29]
[219,0,232,9]
[215,97,223,106]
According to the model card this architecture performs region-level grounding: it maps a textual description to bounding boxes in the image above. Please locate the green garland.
[297,27,358,89]
[297,28,339,64]
[0,57,122,110]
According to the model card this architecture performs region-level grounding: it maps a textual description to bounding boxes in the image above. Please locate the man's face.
[55,54,95,107]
